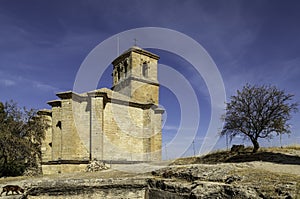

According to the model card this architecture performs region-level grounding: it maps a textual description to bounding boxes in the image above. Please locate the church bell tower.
[111,46,160,104]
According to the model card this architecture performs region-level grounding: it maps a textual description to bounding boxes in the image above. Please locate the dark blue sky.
[0,0,299,157]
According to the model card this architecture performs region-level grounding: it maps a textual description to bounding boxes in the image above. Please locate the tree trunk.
[251,139,260,153]
[2,155,8,176]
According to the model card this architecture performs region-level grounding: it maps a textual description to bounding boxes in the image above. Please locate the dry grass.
[230,167,300,197]
[0,175,33,184]
[0,169,142,187]
[283,144,300,150]
[261,145,300,153]
[42,169,140,180]
[1,146,299,186]
[172,145,300,165]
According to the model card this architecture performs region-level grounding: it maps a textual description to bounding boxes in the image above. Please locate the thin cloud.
[0,72,59,92]
[163,125,178,131]
[0,79,16,87]
[163,124,200,132]
[32,81,58,91]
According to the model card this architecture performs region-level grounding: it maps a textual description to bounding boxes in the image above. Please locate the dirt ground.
[0,146,299,197]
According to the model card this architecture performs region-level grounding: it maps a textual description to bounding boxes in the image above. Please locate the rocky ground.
[0,146,299,198]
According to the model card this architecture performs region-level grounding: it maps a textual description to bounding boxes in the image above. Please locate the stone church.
[38,46,164,174]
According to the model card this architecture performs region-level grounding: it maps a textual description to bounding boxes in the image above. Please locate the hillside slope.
[0,146,299,198]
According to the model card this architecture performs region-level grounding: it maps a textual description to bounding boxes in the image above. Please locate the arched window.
[117,67,121,80]
[124,59,128,77]
[56,121,61,129]
[114,71,118,84]
[142,62,148,78]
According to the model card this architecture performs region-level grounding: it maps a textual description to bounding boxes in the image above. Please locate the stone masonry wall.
[51,105,62,160]
[130,81,159,104]
[103,102,146,161]
[41,47,163,174]
[150,109,163,161]
[90,97,104,160]
[61,99,89,160]
[131,52,158,82]
[130,52,159,104]
[39,113,52,162]
[72,99,90,160]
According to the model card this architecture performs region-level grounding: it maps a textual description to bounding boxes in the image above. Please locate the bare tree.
[221,84,298,153]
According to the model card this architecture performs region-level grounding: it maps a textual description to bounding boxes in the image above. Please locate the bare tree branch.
[220,84,298,153]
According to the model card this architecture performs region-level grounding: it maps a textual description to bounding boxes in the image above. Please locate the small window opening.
[56,121,61,129]
[142,62,148,78]
[124,60,128,77]
[117,67,121,80]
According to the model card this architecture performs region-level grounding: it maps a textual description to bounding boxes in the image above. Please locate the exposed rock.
[231,145,245,153]
[150,163,299,198]
[1,162,299,198]
[22,177,147,198]
[23,167,42,177]
[85,160,110,172]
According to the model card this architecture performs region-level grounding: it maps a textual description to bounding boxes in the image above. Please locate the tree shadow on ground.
[224,152,300,165]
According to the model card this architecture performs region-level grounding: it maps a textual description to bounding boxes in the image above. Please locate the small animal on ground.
[0,185,24,196]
